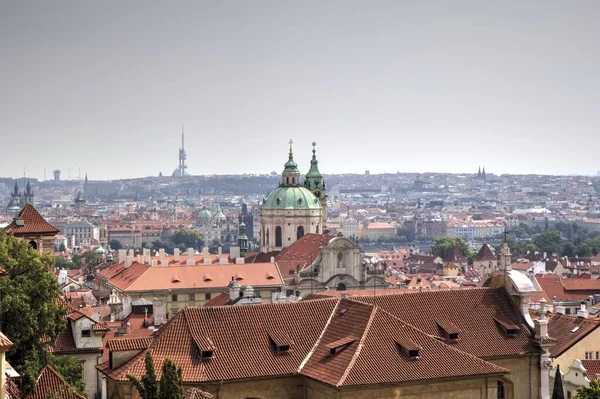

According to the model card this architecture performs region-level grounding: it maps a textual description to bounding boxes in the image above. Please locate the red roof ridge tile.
[337,304,378,387]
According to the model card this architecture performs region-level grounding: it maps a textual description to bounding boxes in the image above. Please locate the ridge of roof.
[4,203,60,236]
[337,304,378,387]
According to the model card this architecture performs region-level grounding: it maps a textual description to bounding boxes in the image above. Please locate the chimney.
[230,246,240,260]
[534,299,549,340]
[270,256,275,263]
[128,249,135,258]
[136,254,142,264]
[159,249,167,266]
[125,255,132,268]
[578,301,589,319]
[186,248,195,265]
[229,278,240,301]
[555,305,566,315]
[218,246,222,257]
[118,249,127,263]
[151,259,157,267]
[174,248,180,262]
[203,247,211,264]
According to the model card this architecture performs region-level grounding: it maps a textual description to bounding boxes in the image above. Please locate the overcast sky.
[1,1,599,181]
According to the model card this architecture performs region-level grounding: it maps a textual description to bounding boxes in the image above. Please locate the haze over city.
[2,1,600,180]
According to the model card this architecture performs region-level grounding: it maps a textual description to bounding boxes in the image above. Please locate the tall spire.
[306,142,323,190]
[182,124,185,150]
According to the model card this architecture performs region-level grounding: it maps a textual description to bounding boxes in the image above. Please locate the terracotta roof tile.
[475,244,496,261]
[25,365,85,399]
[540,312,600,357]
[582,360,600,381]
[103,299,339,382]
[300,299,508,387]
[276,234,333,278]
[106,337,153,352]
[4,204,60,236]
[0,331,13,349]
[352,288,537,358]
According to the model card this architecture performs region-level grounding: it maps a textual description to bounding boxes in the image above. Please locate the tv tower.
[178,124,187,177]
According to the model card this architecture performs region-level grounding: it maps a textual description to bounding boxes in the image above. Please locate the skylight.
[571,326,582,333]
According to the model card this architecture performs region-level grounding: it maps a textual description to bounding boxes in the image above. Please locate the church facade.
[260,141,327,252]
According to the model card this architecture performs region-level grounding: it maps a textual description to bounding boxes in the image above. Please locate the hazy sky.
[1,1,599,181]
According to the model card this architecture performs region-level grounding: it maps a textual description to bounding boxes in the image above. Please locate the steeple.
[238,216,248,257]
[305,142,323,191]
[477,166,481,178]
[12,180,19,198]
[281,139,300,187]
[482,166,487,181]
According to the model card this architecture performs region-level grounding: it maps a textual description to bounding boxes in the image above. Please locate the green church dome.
[262,186,321,210]
[96,246,105,255]
[197,208,212,219]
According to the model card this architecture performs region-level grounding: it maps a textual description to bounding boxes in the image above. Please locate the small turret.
[281,139,300,187]
[238,216,248,257]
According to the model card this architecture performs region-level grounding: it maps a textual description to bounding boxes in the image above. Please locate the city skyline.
[2,1,600,180]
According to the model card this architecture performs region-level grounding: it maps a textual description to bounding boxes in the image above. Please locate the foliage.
[532,230,564,256]
[159,358,184,399]
[171,229,204,251]
[127,352,159,399]
[47,353,86,395]
[430,237,472,259]
[58,243,66,252]
[575,380,600,398]
[109,239,123,250]
[54,257,77,270]
[0,230,66,395]
[71,255,82,268]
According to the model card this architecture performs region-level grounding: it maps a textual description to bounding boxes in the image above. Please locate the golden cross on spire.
[289,139,294,155]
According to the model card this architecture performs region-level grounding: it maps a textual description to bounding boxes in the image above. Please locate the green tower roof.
[283,139,299,174]
[262,186,321,210]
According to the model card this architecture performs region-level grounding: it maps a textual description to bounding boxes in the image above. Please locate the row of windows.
[171,293,212,302]
[584,351,600,360]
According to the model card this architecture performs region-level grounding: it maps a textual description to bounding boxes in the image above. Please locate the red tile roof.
[0,331,13,350]
[582,360,600,381]
[300,300,508,387]
[537,275,600,302]
[202,293,230,307]
[538,312,600,357]
[475,244,496,261]
[102,294,519,387]
[351,288,537,358]
[106,336,153,352]
[25,365,85,399]
[4,204,59,236]
[443,246,466,263]
[276,234,333,278]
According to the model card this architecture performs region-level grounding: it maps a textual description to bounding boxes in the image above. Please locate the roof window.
[571,326,582,333]
[268,330,293,354]
[436,319,461,343]
[395,337,421,360]
[326,336,356,355]
[493,317,520,337]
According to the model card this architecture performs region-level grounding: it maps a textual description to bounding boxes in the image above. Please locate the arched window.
[336,282,346,291]
[297,226,304,240]
[266,229,270,246]
[316,225,320,234]
[29,240,38,250]
[337,252,343,268]
[292,177,295,185]
[286,177,289,185]
[275,226,282,247]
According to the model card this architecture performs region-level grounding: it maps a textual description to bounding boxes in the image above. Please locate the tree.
[430,237,472,259]
[159,358,184,399]
[127,352,159,399]
[533,230,564,256]
[55,257,77,270]
[171,229,204,251]
[47,354,86,395]
[0,230,66,394]
[575,380,600,398]
[109,239,123,250]
[58,243,66,252]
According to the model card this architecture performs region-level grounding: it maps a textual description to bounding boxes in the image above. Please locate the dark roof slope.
[4,203,59,235]
[352,288,537,358]
[25,365,85,399]
[475,244,496,261]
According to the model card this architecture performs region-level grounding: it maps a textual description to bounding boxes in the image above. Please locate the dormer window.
[268,330,292,354]
[395,337,421,360]
[326,336,356,355]
[201,350,213,359]
[436,320,461,343]
[494,317,520,337]
[81,329,91,338]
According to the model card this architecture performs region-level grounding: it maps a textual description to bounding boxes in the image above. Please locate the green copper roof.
[262,186,321,210]
[283,139,299,173]
[305,142,323,190]
[197,208,212,219]
[215,210,226,219]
